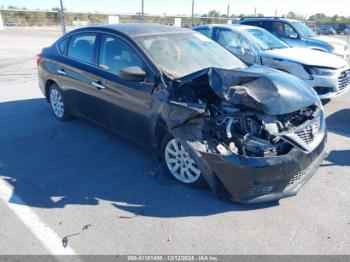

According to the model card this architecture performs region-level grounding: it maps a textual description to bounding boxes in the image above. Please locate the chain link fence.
[0,9,233,27]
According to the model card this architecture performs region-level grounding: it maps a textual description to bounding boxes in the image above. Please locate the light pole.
[191,0,194,28]
[226,4,230,24]
[0,12,4,31]
[59,0,66,35]
[141,0,144,23]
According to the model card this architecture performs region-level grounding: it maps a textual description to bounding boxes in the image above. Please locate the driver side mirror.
[119,66,146,82]
[289,32,298,39]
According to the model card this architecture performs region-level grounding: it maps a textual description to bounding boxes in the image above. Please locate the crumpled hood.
[173,65,317,116]
[262,47,348,69]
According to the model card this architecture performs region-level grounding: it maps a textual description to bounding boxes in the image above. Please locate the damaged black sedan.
[38,24,327,203]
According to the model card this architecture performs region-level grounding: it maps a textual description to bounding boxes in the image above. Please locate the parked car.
[316,25,337,35]
[37,24,326,203]
[333,24,347,34]
[345,26,350,35]
[5,20,16,27]
[236,17,350,61]
[193,24,350,99]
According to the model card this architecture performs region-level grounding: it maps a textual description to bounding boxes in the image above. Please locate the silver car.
[193,24,350,99]
[236,17,350,62]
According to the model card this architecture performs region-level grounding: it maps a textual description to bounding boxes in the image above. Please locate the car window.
[242,20,272,31]
[291,22,315,37]
[272,22,286,37]
[246,28,289,50]
[195,27,212,38]
[242,21,259,26]
[272,22,298,38]
[216,29,252,52]
[67,34,96,64]
[216,29,240,49]
[58,38,68,55]
[98,35,144,75]
[135,33,246,78]
[260,21,273,31]
[284,23,298,38]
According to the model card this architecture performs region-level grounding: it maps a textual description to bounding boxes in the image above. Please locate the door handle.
[57,69,66,76]
[92,81,105,90]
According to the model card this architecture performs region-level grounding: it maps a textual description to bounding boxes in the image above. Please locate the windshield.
[135,33,246,78]
[246,28,289,50]
[291,22,316,37]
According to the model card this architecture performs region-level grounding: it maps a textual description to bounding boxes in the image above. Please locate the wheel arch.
[155,117,170,151]
[44,79,58,102]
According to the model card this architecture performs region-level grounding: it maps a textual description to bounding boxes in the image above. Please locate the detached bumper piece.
[199,135,327,203]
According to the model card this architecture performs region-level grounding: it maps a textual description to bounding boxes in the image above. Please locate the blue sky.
[1,0,349,16]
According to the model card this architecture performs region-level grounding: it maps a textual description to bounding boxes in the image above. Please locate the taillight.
[35,54,42,66]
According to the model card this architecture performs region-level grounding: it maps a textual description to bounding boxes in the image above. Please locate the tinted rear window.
[242,20,272,31]
[195,27,212,38]
[241,21,259,26]
[57,38,68,54]
[67,34,96,64]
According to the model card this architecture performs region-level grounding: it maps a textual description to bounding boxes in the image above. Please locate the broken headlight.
[307,67,335,77]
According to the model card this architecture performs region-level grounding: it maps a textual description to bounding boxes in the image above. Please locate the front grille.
[288,166,310,186]
[283,166,311,193]
[242,184,276,199]
[338,69,350,90]
[295,113,321,144]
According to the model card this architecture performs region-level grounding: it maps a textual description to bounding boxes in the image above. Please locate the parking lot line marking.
[0,178,78,256]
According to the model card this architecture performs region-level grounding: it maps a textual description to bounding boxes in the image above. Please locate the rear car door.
[56,32,101,120]
[92,33,155,146]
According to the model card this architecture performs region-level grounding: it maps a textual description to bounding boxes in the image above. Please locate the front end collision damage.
[153,65,327,203]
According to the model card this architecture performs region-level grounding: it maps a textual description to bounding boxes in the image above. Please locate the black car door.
[56,32,102,120]
[89,33,155,146]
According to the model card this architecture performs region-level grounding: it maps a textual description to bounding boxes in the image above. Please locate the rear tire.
[48,83,71,121]
[161,133,207,188]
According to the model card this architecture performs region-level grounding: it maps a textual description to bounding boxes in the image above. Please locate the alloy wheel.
[164,138,201,183]
[50,88,65,119]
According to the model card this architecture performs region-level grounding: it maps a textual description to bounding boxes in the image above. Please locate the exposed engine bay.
[163,66,322,158]
[205,102,318,157]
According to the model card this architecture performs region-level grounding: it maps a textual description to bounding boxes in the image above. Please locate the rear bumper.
[198,134,327,203]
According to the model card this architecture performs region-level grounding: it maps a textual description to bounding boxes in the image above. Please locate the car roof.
[238,17,300,23]
[195,24,262,31]
[71,23,192,37]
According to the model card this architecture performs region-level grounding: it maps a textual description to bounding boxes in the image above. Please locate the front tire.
[161,134,206,188]
[48,84,71,121]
